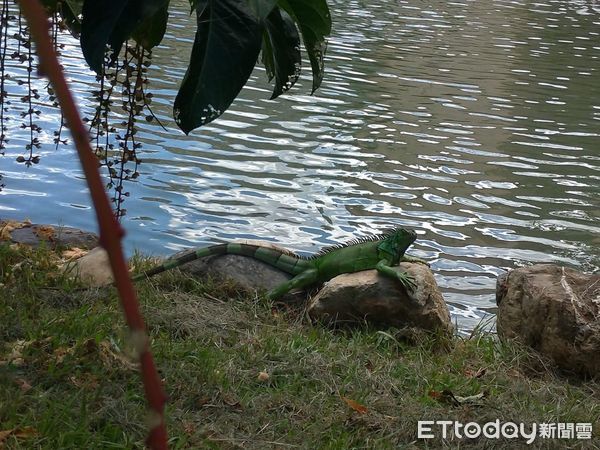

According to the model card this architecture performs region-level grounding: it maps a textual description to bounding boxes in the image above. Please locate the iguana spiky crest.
[310,227,415,260]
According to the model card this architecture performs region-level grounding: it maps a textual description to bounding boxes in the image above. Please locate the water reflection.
[1,0,599,329]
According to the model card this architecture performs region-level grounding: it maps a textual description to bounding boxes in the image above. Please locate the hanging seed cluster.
[0,0,9,193]
[0,1,158,219]
[1,2,43,174]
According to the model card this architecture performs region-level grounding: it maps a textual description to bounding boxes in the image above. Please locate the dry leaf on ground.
[61,247,88,261]
[0,338,56,367]
[53,346,75,364]
[0,226,12,241]
[34,225,55,241]
[14,378,32,392]
[341,396,368,414]
[0,340,28,366]
[0,426,37,445]
[257,371,270,382]
[0,220,30,241]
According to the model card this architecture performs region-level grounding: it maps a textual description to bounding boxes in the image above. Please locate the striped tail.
[132,243,308,282]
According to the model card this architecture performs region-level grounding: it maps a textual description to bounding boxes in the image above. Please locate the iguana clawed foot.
[396,270,417,292]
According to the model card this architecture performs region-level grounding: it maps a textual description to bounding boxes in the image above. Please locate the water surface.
[1,0,599,329]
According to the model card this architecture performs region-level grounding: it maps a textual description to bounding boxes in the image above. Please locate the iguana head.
[377,228,417,263]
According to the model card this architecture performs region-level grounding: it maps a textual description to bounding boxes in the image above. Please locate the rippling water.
[1,0,599,329]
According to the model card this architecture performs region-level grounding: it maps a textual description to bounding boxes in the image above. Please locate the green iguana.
[133,227,427,299]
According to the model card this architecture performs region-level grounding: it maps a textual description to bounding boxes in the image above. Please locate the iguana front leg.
[267,268,319,300]
[376,260,417,292]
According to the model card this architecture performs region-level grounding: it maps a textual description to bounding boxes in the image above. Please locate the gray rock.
[63,246,114,287]
[173,240,301,302]
[307,262,453,334]
[496,264,600,376]
[9,224,98,249]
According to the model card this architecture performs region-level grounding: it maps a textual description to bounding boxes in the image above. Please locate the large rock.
[173,240,300,302]
[5,221,98,249]
[63,247,114,287]
[496,264,600,376]
[307,262,453,334]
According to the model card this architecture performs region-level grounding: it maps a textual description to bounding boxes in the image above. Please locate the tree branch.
[17,1,168,448]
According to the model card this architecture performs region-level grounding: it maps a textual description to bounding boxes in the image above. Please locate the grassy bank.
[0,244,599,449]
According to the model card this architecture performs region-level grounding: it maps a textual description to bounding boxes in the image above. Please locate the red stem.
[17,1,168,448]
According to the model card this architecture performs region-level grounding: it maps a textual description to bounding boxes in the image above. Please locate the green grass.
[1,244,599,448]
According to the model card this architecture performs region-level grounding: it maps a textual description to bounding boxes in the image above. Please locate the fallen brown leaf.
[15,378,32,392]
[53,346,74,364]
[0,226,12,241]
[0,426,37,445]
[61,247,88,261]
[428,390,443,401]
[341,396,368,414]
[35,225,55,241]
[257,371,270,382]
[1,340,32,366]
[0,220,30,242]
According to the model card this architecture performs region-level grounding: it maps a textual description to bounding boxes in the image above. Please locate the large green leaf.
[132,1,170,51]
[279,0,331,93]
[248,0,277,20]
[262,8,301,99]
[60,0,85,36]
[81,0,169,73]
[42,0,84,36]
[174,0,263,134]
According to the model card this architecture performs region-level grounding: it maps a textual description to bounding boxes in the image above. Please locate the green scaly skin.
[133,227,427,299]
